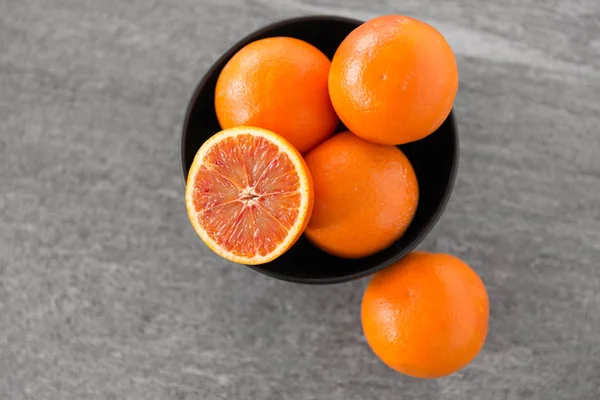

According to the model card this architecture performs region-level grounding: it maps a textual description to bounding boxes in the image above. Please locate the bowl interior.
[181,16,458,284]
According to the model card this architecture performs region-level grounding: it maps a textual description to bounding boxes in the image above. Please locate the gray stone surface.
[1,0,599,398]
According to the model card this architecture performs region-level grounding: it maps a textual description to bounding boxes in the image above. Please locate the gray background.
[1,0,599,399]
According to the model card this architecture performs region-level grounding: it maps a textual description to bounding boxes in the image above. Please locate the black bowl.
[181,15,458,284]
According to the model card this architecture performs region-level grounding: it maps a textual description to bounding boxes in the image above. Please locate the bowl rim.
[179,15,459,284]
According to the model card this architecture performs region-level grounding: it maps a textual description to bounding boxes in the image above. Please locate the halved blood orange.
[185,126,314,265]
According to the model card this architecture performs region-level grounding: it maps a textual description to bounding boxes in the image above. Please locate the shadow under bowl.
[181,15,459,284]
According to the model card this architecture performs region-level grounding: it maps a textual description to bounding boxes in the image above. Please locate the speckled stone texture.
[1,0,599,399]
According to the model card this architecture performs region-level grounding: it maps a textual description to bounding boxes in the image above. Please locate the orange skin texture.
[304,132,419,258]
[215,37,339,154]
[329,15,459,145]
[361,252,489,378]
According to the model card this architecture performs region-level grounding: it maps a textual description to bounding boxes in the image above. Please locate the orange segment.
[185,126,314,265]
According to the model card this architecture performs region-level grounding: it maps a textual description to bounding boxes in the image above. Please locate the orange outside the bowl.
[362,252,489,378]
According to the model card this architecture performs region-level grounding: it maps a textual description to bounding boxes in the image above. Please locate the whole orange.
[304,132,418,258]
[361,252,489,378]
[329,15,458,145]
[215,37,339,154]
